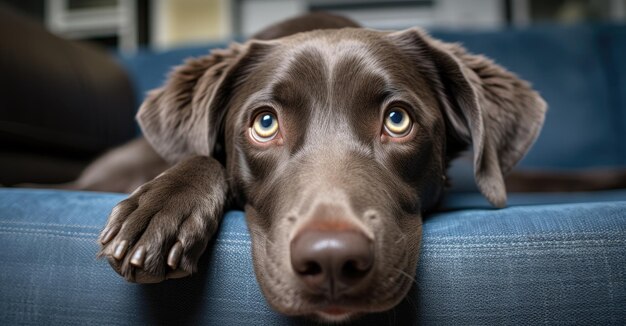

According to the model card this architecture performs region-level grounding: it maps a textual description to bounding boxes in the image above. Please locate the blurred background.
[3,0,626,52]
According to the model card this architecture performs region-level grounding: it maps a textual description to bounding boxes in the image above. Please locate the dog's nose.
[290,229,373,295]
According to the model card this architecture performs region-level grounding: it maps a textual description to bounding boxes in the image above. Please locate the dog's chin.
[314,308,357,323]
[282,280,413,323]
[257,258,418,322]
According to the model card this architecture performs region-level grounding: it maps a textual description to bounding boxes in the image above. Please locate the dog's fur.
[96,13,547,321]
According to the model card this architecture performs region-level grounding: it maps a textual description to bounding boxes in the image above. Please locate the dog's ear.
[137,41,274,163]
[389,28,547,208]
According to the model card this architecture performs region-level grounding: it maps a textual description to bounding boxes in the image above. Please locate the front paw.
[97,171,223,283]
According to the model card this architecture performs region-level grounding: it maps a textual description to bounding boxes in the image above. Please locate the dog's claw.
[167,241,183,270]
[100,226,118,245]
[130,246,146,267]
[113,240,128,260]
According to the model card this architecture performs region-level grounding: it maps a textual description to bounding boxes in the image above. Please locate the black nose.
[290,229,374,296]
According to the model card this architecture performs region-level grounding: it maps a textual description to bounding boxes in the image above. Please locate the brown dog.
[97,13,546,322]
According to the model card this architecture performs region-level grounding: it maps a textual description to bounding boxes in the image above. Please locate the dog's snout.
[290,228,373,296]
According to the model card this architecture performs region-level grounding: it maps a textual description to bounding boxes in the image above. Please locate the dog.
[95,13,547,322]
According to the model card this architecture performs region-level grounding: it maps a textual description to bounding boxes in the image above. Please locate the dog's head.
[137,27,546,321]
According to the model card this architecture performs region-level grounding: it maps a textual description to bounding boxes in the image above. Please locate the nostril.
[341,259,371,279]
[298,261,322,276]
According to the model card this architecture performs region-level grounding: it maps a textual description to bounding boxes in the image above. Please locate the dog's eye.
[251,112,279,142]
[384,107,412,137]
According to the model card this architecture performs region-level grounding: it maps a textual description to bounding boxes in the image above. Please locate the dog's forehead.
[280,32,393,84]
[249,31,407,111]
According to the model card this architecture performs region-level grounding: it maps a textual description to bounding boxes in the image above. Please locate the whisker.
[394,233,407,244]
[248,228,278,249]
[393,267,418,286]
[402,291,420,315]
[390,267,421,316]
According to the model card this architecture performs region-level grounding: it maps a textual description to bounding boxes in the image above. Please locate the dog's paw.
[97,171,221,283]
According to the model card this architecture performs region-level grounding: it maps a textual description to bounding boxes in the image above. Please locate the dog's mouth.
[309,287,409,322]
[315,306,355,322]
[283,269,415,322]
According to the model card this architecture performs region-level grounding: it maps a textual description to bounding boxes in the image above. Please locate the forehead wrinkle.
[294,38,389,75]
[322,39,393,122]
[274,37,401,155]
[284,38,392,96]
[283,38,394,152]
[325,40,392,86]
[267,46,327,109]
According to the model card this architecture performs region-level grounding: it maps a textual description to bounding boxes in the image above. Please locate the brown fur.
[97,13,546,322]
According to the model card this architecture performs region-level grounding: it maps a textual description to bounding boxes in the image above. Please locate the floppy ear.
[389,28,547,208]
[137,41,272,163]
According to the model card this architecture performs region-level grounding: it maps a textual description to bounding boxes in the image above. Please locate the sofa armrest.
[0,188,624,324]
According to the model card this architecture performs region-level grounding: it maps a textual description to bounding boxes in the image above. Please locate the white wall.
[237,0,504,37]
[239,0,306,36]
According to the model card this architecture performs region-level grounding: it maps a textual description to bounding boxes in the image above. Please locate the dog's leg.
[17,138,169,193]
[97,156,228,283]
[70,138,170,193]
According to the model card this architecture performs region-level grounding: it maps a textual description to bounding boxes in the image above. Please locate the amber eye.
[384,107,412,137]
[251,112,279,142]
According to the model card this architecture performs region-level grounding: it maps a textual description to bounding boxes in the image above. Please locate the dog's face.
[225,30,445,321]
[137,28,545,322]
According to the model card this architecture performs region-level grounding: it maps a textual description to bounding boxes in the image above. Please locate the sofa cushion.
[1,188,624,324]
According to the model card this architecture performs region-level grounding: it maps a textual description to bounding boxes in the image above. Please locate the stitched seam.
[0,230,95,241]
[423,239,626,249]
[215,239,251,244]
[0,220,102,229]
[225,232,251,236]
[420,251,626,258]
[0,226,98,237]
[0,230,252,246]
[424,231,626,240]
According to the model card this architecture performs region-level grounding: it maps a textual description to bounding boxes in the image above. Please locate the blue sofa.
[1,24,625,325]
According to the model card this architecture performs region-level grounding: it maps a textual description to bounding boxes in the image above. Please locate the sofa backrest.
[117,44,220,108]
[603,25,626,168]
[433,25,626,169]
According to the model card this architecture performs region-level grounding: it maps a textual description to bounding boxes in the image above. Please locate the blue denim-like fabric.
[116,43,224,108]
[433,25,624,169]
[1,188,625,325]
[603,25,626,164]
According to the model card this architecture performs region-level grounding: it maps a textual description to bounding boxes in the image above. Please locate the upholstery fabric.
[433,26,621,169]
[117,44,226,108]
[603,25,626,165]
[1,188,624,325]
